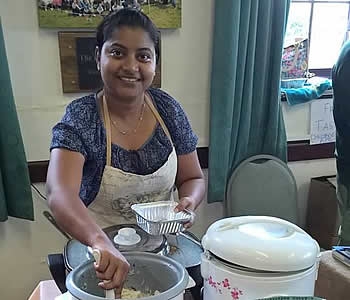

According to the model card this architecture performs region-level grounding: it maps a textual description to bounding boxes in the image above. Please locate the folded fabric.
[281,79,332,106]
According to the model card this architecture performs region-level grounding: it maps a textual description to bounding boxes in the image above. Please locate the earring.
[97,65,100,71]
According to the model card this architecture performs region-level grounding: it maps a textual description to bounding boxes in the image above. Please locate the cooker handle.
[259,217,321,253]
[47,254,67,294]
[261,217,308,235]
[186,276,196,289]
[200,253,209,279]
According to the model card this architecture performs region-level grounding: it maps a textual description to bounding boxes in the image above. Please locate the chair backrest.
[225,154,299,224]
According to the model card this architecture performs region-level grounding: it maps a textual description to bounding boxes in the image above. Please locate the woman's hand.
[92,239,130,297]
[175,196,196,228]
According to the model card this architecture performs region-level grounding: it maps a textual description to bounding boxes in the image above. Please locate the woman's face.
[97,26,156,100]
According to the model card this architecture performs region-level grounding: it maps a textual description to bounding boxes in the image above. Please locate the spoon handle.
[92,249,116,299]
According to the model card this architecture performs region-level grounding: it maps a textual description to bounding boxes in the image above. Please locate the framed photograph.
[38,0,181,29]
[58,31,161,93]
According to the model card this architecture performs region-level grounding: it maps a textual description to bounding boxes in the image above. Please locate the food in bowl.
[122,287,159,299]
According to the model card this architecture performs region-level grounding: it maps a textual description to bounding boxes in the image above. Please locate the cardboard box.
[28,280,62,300]
[305,176,341,250]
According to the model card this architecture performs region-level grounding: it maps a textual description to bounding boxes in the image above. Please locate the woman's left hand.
[175,196,196,228]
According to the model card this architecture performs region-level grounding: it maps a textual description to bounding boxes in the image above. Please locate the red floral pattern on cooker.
[206,276,243,299]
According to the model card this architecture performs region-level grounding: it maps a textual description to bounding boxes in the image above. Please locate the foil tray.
[131,201,193,235]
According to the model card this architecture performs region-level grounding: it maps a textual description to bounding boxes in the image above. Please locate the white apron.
[88,94,178,228]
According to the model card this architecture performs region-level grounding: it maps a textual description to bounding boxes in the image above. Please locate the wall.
[282,101,337,227]
[0,1,338,299]
[0,1,218,299]
[283,101,311,141]
[1,0,212,162]
[0,187,67,300]
[1,0,336,226]
[289,158,336,228]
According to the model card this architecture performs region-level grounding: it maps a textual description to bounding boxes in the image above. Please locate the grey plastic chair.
[225,154,299,225]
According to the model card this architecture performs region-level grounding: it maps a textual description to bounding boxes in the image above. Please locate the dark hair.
[96,9,160,63]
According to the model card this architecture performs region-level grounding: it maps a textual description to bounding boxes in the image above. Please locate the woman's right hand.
[92,239,130,297]
[46,150,130,296]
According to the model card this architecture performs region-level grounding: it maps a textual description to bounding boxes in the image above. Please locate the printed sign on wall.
[75,37,102,90]
[310,98,336,145]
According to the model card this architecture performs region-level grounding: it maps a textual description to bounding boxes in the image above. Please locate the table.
[314,250,350,300]
[29,251,349,300]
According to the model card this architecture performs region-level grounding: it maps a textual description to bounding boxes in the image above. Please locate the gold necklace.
[110,101,146,135]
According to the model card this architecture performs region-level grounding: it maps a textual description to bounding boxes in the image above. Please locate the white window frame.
[289,0,350,77]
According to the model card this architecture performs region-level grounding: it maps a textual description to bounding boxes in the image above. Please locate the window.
[284,0,350,77]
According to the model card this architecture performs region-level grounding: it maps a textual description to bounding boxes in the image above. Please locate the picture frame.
[38,0,181,29]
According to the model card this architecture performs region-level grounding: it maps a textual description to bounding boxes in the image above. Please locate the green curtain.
[0,19,34,221]
[208,0,289,203]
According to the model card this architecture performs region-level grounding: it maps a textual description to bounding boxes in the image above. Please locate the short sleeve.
[50,102,88,158]
[150,89,198,155]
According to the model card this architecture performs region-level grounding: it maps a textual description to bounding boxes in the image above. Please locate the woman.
[46,8,205,295]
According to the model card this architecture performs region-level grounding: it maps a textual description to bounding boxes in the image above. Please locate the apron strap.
[102,95,112,166]
[144,94,174,146]
[101,92,174,167]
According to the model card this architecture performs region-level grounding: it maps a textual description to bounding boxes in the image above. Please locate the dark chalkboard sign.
[76,37,102,90]
[58,32,161,93]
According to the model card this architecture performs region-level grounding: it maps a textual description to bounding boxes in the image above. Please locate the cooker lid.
[201,216,320,272]
[103,224,166,253]
[65,224,166,270]
[164,232,203,268]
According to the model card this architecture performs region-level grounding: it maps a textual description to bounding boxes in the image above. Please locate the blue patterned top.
[50,88,198,205]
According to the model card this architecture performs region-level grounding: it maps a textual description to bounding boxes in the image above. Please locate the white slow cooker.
[201,216,320,300]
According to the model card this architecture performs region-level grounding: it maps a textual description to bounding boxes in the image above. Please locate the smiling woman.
[46,8,205,297]
[96,26,157,101]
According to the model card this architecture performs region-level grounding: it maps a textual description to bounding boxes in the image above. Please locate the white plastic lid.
[113,227,141,246]
[201,216,320,272]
